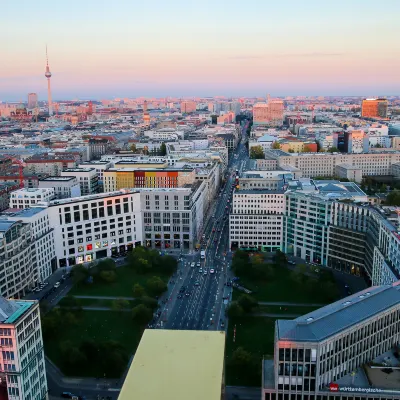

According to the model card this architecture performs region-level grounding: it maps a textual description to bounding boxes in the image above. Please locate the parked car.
[61,393,76,399]
[54,282,60,289]
[210,269,215,274]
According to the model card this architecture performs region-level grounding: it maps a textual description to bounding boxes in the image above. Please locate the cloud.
[277,52,344,57]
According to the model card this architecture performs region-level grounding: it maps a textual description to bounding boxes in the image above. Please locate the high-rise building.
[343,130,369,153]
[180,100,197,114]
[143,100,150,125]
[361,98,388,118]
[27,93,38,110]
[253,98,284,126]
[263,282,400,400]
[0,297,48,399]
[44,46,53,116]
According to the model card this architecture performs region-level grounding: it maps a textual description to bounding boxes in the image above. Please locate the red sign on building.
[329,383,339,392]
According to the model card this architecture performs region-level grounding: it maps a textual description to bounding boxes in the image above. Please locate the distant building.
[61,168,99,195]
[180,101,197,114]
[253,99,284,126]
[0,298,47,399]
[38,176,81,199]
[344,130,369,153]
[9,188,55,209]
[27,93,38,109]
[361,98,388,118]
[119,329,225,400]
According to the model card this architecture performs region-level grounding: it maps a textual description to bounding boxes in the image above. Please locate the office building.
[253,99,284,127]
[9,188,55,209]
[6,208,56,282]
[229,183,285,251]
[180,101,197,114]
[103,167,196,192]
[24,155,76,176]
[27,93,38,110]
[41,190,143,268]
[0,298,47,400]
[263,282,400,400]
[361,98,388,118]
[38,176,81,199]
[119,329,225,400]
[61,168,99,195]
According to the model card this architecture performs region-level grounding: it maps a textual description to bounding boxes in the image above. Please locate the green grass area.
[69,265,169,297]
[233,266,335,304]
[44,310,143,378]
[58,297,134,309]
[257,305,320,315]
[225,317,279,386]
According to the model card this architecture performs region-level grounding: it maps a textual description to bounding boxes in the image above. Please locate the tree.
[160,142,167,156]
[375,143,382,148]
[290,269,304,285]
[71,264,89,285]
[386,191,400,206]
[380,183,387,193]
[288,148,295,153]
[271,141,281,150]
[321,281,338,302]
[39,300,49,315]
[97,259,116,272]
[80,340,98,360]
[237,294,258,313]
[274,250,287,265]
[230,347,253,368]
[61,295,81,309]
[132,304,153,324]
[140,296,158,310]
[161,255,178,274]
[231,251,250,277]
[133,283,145,298]
[112,299,129,312]
[99,270,116,283]
[65,312,78,326]
[146,276,167,296]
[129,143,137,152]
[226,301,244,318]
[328,146,339,153]
[249,145,265,159]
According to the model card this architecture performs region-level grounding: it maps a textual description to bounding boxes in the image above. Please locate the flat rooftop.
[277,283,400,342]
[119,329,225,400]
[40,176,76,181]
[2,207,47,218]
[62,168,94,172]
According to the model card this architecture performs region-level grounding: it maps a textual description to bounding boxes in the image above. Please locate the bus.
[200,250,206,259]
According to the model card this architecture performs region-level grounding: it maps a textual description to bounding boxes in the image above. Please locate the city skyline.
[1,0,400,100]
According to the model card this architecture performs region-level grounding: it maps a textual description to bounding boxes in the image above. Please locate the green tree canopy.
[249,145,265,159]
[226,301,244,319]
[132,304,153,324]
[271,141,281,149]
[146,276,167,296]
[133,283,146,298]
[160,142,167,156]
[237,294,258,314]
[386,191,400,206]
[129,143,137,152]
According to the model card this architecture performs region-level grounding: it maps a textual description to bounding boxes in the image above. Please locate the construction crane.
[7,158,26,188]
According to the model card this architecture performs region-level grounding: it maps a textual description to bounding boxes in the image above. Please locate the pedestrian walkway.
[253,312,301,318]
[258,301,326,307]
[73,295,135,300]
[56,306,130,312]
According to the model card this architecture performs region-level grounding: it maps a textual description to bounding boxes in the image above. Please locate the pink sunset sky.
[1,0,400,100]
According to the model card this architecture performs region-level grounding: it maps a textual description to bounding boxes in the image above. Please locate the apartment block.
[24,156,76,176]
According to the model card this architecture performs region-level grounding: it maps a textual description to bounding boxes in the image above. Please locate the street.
[164,123,249,332]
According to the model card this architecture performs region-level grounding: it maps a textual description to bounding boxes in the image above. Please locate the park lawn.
[58,298,135,309]
[69,266,169,297]
[257,305,320,315]
[233,267,336,304]
[225,317,278,386]
[44,310,143,378]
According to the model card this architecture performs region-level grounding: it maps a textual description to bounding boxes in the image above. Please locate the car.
[185,292,191,297]
[197,262,201,267]
[194,281,200,286]
[217,229,220,232]
[198,268,203,273]
[61,393,76,399]
[288,261,296,265]
[54,282,60,289]
[190,262,195,267]
[210,269,215,274]
[203,270,207,275]
[212,228,216,232]
[178,294,183,299]
[221,321,225,328]
[179,287,186,293]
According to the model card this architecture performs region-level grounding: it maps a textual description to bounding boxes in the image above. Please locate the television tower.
[44,45,53,116]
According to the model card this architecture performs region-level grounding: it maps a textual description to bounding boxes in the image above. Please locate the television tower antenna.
[45,45,53,116]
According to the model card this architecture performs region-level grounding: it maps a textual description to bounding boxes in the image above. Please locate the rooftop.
[62,168,95,173]
[277,283,400,342]
[119,329,225,400]
[3,207,47,218]
[40,176,77,181]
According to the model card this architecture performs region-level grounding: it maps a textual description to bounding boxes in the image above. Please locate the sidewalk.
[73,295,135,300]
[46,356,124,391]
[253,312,301,318]
[258,301,326,307]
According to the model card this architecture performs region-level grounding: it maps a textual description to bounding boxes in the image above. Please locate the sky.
[1,0,400,100]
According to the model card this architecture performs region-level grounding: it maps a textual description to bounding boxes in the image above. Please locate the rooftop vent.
[365,292,371,296]
[359,295,365,299]
[343,301,352,306]
[306,317,314,322]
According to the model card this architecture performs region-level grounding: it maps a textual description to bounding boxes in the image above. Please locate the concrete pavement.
[258,301,326,307]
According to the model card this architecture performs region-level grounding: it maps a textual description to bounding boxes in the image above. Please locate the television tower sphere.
[45,67,52,78]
